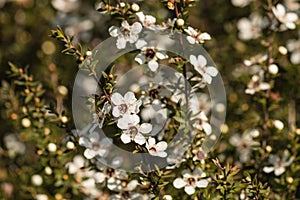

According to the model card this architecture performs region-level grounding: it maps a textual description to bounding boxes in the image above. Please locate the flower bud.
[131,3,140,11]
[176,18,185,27]
[268,64,279,75]
[47,143,57,152]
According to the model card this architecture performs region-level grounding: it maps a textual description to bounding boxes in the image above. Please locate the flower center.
[118,104,128,114]
[145,48,156,59]
[106,168,115,177]
[149,146,157,153]
[121,27,130,37]
[91,142,100,150]
[128,126,138,137]
[187,177,196,185]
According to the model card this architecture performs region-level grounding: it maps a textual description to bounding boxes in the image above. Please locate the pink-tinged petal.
[148,60,159,72]
[131,22,143,34]
[121,133,131,144]
[134,133,146,145]
[173,178,186,189]
[135,54,146,64]
[147,137,156,146]
[140,123,152,133]
[156,141,168,151]
[197,55,207,67]
[206,67,218,76]
[263,166,274,173]
[203,73,212,84]
[124,91,136,104]
[274,167,285,176]
[109,26,120,37]
[84,149,96,159]
[184,185,195,195]
[189,55,198,67]
[196,179,209,188]
[111,93,123,105]
[112,107,120,117]
[157,151,167,157]
[116,36,127,49]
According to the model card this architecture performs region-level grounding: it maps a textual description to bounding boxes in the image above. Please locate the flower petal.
[117,117,130,129]
[135,54,146,65]
[116,36,127,49]
[124,91,137,104]
[120,133,131,144]
[173,178,186,189]
[111,93,123,105]
[274,167,285,176]
[156,51,168,60]
[186,36,196,44]
[157,151,167,157]
[203,73,212,84]
[134,133,146,145]
[140,123,152,133]
[109,26,120,37]
[131,22,143,34]
[156,141,168,151]
[184,185,195,195]
[135,39,147,49]
[196,179,209,188]
[263,166,274,173]
[189,55,198,67]
[206,67,218,76]
[147,137,156,146]
[84,149,96,159]
[198,55,207,67]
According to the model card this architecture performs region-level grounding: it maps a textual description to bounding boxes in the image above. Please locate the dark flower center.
[145,48,156,59]
[128,126,138,137]
[187,177,196,185]
[118,104,128,114]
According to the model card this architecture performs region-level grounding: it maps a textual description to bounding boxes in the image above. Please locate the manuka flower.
[190,55,218,84]
[146,137,168,157]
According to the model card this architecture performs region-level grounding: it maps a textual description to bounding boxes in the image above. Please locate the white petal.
[135,54,146,65]
[84,149,96,159]
[124,91,136,104]
[148,60,159,71]
[140,123,152,133]
[117,117,130,129]
[199,32,211,41]
[112,107,120,117]
[286,13,298,22]
[202,123,212,135]
[198,55,207,67]
[260,82,270,90]
[121,20,130,29]
[206,67,218,76]
[79,137,89,147]
[73,155,85,168]
[156,51,168,60]
[203,73,212,84]
[129,114,140,125]
[109,26,120,37]
[263,166,274,173]
[90,131,100,142]
[134,133,146,145]
[94,172,106,183]
[129,34,139,43]
[126,180,139,191]
[147,137,156,146]
[135,39,147,49]
[274,167,285,176]
[116,36,127,49]
[184,185,195,195]
[186,36,196,44]
[131,22,143,34]
[111,93,123,105]
[285,22,296,29]
[156,141,168,151]
[189,55,198,67]
[121,133,131,144]
[173,178,186,189]
[136,12,145,22]
[196,179,209,188]
[157,151,167,157]
[276,4,286,16]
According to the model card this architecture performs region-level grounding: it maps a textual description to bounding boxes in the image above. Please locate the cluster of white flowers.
[272,3,298,30]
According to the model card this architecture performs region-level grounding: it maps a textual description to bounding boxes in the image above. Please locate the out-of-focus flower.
[231,0,254,7]
[4,134,26,157]
[135,40,168,72]
[79,132,112,159]
[109,21,142,49]
[31,174,43,186]
[173,168,209,195]
[268,64,279,75]
[35,194,48,200]
[286,39,300,64]
[263,150,293,176]
[51,0,79,12]
[111,92,142,118]
[273,119,284,130]
[146,137,168,157]
[237,13,268,40]
[272,3,298,30]
[66,155,85,174]
[117,114,152,145]
[184,26,211,44]
[192,147,207,162]
[284,0,300,11]
[230,130,260,163]
[190,55,218,84]
[176,18,185,27]
[245,75,270,95]
[136,12,156,29]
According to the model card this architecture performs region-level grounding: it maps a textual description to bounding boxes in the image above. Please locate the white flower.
[35,194,48,200]
[184,26,211,44]
[230,130,260,163]
[268,64,279,75]
[146,137,168,157]
[111,91,142,118]
[47,143,57,152]
[117,114,152,145]
[66,155,85,174]
[231,0,254,7]
[263,150,293,176]
[173,168,209,195]
[79,132,112,159]
[135,40,168,72]
[136,12,156,29]
[51,0,79,12]
[286,39,300,65]
[272,3,298,30]
[109,20,143,49]
[237,14,268,40]
[31,174,43,186]
[245,75,270,95]
[190,55,218,84]
[4,134,26,157]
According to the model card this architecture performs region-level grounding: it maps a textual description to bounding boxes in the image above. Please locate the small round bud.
[61,116,68,123]
[120,2,126,7]
[278,46,288,55]
[131,3,140,11]
[221,124,229,134]
[66,141,75,150]
[286,177,294,184]
[44,166,52,175]
[296,128,300,135]
[47,143,57,153]
[273,120,284,130]
[176,18,185,27]
[57,85,68,96]
[21,118,31,128]
[86,51,92,56]
[31,174,43,186]
[266,145,272,152]
[268,64,279,75]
